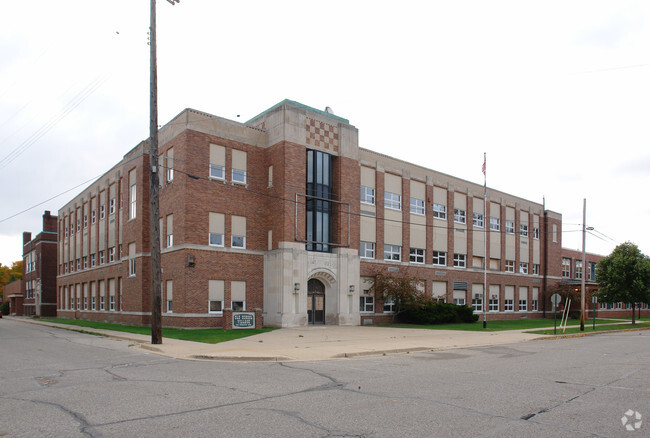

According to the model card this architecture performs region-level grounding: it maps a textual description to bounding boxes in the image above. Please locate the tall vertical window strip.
[129,169,136,220]
[306,149,333,252]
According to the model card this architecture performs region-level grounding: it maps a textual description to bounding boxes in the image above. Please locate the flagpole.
[483,152,487,329]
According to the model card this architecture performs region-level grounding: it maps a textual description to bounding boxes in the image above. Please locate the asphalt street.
[0,318,648,437]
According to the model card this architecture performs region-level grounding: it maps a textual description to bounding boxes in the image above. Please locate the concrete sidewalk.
[9,317,546,362]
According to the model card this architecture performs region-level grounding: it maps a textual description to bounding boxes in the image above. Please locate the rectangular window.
[505,260,515,272]
[384,245,401,261]
[360,296,374,313]
[166,214,173,248]
[83,215,88,228]
[575,260,583,279]
[210,164,225,180]
[532,264,540,275]
[166,148,174,182]
[473,213,484,228]
[433,203,447,219]
[520,224,528,237]
[76,219,81,231]
[110,296,115,311]
[519,262,528,274]
[100,296,105,311]
[231,215,246,249]
[209,300,223,313]
[129,259,135,276]
[91,254,96,267]
[360,241,375,259]
[519,299,527,312]
[76,297,80,310]
[504,299,514,311]
[472,297,483,312]
[100,205,105,220]
[83,256,88,269]
[532,299,538,311]
[232,169,247,184]
[454,209,466,224]
[490,217,500,231]
[453,254,466,268]
[384,192,401,210]
[383,298,395,313]
[409,248,424,264]
[92,296,96,310]
[360,186,375,204]
[91,210,96,224]
[109,247,115,262]
[432,251,446,266]
[99,251,105,265]
[84,297,88,310]
[505,220,515,234]
[489,298,499,312]
[232,149,247,184]
[533,227,540,239]
[232,301,245,311]
[209,233,224,247]
[167,299,173,313]
[129,184,137,220]
[76,259,80,271]
[562,258,571,278]
[410,198,425,215]
[109,198,116,215]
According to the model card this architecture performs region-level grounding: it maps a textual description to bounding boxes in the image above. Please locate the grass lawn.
[382,318,618,332]
[37,318,274,344]
[526,321,650,335]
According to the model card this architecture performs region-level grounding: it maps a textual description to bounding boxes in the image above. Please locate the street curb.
[530,326,650,340]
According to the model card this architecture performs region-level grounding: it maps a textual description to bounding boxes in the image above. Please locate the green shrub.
[0,301,9,315]
[398,301,478,325]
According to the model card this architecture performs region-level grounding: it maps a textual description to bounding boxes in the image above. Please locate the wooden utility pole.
[580,198,586,332]
[149,0,162,344]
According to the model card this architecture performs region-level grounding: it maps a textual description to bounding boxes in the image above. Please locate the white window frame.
[433,203,447,219]
[489,298,499,312]
[129,258,136,277]
[109,247,115,262]
[520,224,528,237]
[231,300,246,312]
[210,164,225,180]
[360,296,374,313]
[167,299,173,313]
[232,168,247,184]
[99,251,105,265]
[473,212,484,228]
[100,296,105,311]
[384,244,401,261]
[167,234,173,248]
[360,186,375,205]
[91,210,96,224]
[505,220,515,234]
[490,217,500,231]
[83,215,88,228]
[432,251,446,266]
[109,296,115,311]
[91,254,96,267]
[575,260,583,279]
[100,205,106,220]
[504,299,514,311]
[410,198,425,215]
[453,253,466,268]
[533,264,540,275]
[562,258,571,278]
[384,192,401,210]
[533,227,540,239]
[383,297,395,313]
[231,235,246,249]
[109,198,116,215]
[518,299,527,312]
[209,300,224,314]
[409,248,424,264]
[531,299,538,311]
[129,184,137,220]
[472,297,483,312]
[454,209,466,224]
[519,262,528,274]
[360,241,375,259]
[92,296,96,310]
[209,233,224,247]
[505,260,515,273]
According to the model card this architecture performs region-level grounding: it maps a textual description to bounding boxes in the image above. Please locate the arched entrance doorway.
[307,278,326,325]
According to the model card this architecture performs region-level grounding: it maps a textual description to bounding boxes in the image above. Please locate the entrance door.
[307,279,325,325]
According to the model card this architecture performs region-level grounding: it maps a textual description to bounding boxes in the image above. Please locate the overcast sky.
[1,0,649,266]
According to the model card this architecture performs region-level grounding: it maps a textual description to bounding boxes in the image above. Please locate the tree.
[372,271,425,322]
[595,242,650,324]
[0,261,23,301]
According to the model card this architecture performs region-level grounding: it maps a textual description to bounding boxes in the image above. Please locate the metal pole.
[149,0,162,344]
[580,198,586,332]
[483,152,487,329]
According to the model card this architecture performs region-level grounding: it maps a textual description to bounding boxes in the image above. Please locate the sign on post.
[232,312,255,329]
[550,293,562,309]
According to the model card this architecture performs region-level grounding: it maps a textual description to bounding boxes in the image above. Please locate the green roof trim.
[245,99,349,124]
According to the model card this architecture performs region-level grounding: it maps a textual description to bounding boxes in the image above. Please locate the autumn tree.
[372,271,425,322]
[596,242,650,324]
[0,261,24,301]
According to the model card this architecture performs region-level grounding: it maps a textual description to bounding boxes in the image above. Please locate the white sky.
[1,0,649,266]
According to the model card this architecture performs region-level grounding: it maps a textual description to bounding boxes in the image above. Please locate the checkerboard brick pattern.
[306,118,338,152]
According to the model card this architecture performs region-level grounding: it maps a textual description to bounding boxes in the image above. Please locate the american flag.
[482,155,486,175]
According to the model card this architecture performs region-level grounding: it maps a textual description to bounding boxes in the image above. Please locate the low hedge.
[398,301,478,325]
